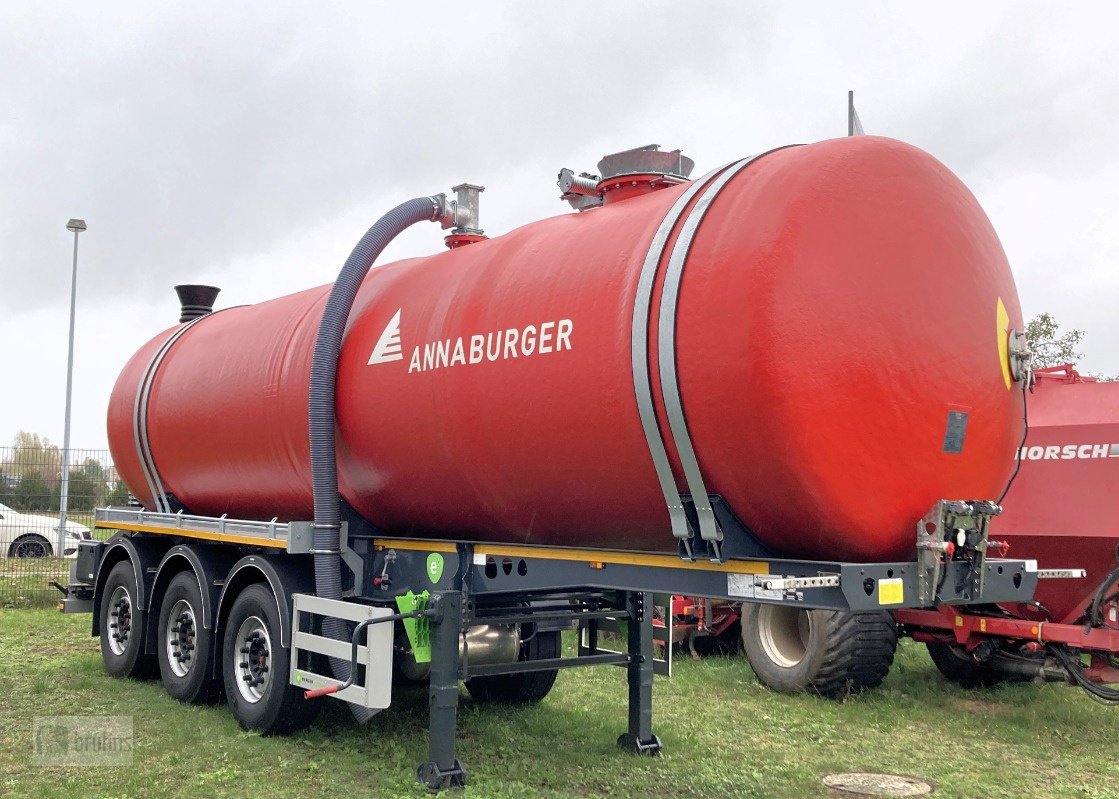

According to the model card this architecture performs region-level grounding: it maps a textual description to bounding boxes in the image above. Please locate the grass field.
[1,609,1117,799]
[0,516,109,609]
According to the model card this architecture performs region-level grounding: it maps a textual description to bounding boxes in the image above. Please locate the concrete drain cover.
[823,773,933,797]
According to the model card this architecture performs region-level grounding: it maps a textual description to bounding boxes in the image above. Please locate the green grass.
[0,515,108,609]
[1,609,1117,799]
[0,560,69,608]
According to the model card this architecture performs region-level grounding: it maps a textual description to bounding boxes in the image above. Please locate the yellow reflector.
[996,297,1012,390]
[878,578,904,605]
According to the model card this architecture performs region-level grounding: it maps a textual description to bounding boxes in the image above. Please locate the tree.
[1025,313,1084,370]
[105,480,131,507]
[65,463,102,512]
[13,472,55,512]
[2,431,62,487]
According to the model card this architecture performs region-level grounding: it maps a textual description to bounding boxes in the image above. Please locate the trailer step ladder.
[289,594,394,711]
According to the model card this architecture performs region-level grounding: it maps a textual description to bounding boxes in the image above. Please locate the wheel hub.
[108,586,133,656]
[757,604,812,668]
[234,616,272,703]
[165,599,198,678]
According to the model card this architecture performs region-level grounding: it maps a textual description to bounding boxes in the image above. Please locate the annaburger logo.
[367,309,573,373]
[367,309,404,365]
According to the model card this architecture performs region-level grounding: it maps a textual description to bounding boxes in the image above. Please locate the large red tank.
[108,136,1024,562]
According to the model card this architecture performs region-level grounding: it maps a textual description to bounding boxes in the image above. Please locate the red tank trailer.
[71,136,1046,788]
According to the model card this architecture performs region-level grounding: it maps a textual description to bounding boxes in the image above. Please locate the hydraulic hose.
[309,196,441,721]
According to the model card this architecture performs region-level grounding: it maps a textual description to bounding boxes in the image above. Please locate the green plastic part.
[396,590,432,664]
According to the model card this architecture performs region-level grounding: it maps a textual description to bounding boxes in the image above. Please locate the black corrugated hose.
[309,196,440,721]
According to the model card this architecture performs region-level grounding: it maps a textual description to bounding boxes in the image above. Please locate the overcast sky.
[2,2,1117,453]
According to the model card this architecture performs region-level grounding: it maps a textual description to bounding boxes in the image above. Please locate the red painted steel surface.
[992,370,1119,622]
[896,606,1119,653]
[107,136,1023,561]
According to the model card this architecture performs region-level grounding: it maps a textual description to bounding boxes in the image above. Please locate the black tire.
[10,534,52,558]
[222,583,320,735]
[99,561,158,679]
[157,572,222,703]
[741,604,897,699]
[465,629,561,704]
[926,643,1007,688]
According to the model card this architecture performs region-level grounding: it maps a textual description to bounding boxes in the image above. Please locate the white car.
[0,502,91,558]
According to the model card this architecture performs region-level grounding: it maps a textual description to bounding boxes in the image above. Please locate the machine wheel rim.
[108,585,133,657]
[13,537,50,558]
[757,604,812,669]
[234,615,272,703]
[165,599,198,678]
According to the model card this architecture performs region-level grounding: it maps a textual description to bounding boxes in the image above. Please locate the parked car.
[0,502,91,557]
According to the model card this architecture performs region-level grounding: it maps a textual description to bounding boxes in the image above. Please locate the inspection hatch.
[823,772,933,797]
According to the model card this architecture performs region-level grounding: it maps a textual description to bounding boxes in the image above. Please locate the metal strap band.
[132,315,208,513]
[630,162,730,542]
[657,146,799,544]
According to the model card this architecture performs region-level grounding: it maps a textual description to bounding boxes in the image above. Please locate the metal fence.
[0,445,124,607]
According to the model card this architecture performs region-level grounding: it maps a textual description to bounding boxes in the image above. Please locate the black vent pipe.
[174,284,221,323]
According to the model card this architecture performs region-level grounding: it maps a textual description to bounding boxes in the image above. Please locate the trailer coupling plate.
[916,499,1001,606]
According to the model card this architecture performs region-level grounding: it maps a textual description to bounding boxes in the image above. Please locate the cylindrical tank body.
[108,136,1024,562]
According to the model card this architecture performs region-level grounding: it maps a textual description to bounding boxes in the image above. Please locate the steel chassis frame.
[74,507,1042,791]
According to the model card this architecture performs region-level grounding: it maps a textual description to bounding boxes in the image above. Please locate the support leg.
[417,591,467,791]
[617,591,662,755]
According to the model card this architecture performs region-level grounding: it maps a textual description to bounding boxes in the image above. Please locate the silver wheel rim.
[107,585,133,657]
[233,615,272,703]
[757,605,812,669]
[165,599,198,678]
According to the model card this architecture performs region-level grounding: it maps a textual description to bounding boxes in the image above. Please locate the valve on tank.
[558,144,695,210]
[436,184,486,249]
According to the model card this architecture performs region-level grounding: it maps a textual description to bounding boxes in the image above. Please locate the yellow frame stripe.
[99,521,288,549]
[374,538,769,574]
[94,525,769,574]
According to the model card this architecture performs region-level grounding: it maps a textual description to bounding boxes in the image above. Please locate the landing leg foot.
[417,760,467,792]
[617,732,663,756]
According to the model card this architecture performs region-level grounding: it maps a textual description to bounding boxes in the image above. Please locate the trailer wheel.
[99,561,157,679]
[741,604,897,699]
[925,643,1007,688]
[222,584,320,735]
[465,629,561,704]
[157,572,222,703]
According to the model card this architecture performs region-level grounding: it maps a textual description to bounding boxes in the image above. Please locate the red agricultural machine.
[705,366,1119,700]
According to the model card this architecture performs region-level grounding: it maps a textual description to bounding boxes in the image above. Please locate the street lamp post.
[58,218,86,557]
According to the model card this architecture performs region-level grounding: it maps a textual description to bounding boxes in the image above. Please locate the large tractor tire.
[465,629,561,704]
[925,642,1031,688]
[741,604,897,699]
